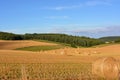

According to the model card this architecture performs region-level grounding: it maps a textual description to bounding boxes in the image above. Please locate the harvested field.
[0,40,120,63]
[0,40,58,50]
[0,44,120,63]
[0,63,101,80]
[0,40,120,80]
[0,50,97,63]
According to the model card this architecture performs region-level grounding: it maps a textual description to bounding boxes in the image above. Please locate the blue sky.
[0,0,120,38]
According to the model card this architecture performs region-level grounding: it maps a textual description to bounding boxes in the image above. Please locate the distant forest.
[0,31,120,47]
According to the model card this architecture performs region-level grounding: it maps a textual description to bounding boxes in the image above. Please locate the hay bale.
[92,57,120,79]
[60,51,64,55]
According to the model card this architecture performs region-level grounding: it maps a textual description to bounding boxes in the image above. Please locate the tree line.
[0,32,23,40]
[0,31,104,47]
[99,36,120,43]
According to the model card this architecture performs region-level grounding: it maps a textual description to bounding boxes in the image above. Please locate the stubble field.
[0,40,120,80]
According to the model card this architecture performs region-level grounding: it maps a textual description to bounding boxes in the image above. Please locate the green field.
[92,43,120,48]
[16,45,65,51]
[34,39,71,47]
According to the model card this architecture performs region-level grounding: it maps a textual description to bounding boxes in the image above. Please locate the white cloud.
[44,0,112,10]
[50,25,120,38]
[48,5,82,10]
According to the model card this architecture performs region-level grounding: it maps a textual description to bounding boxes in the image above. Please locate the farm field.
[0,40,59,50]
[0,63,106,80]
[16,45,65,51]
[1,0,120,79]
[0,40,120,80]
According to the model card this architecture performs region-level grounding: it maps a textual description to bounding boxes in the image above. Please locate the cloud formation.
[44,0,112,10]
[74,26,120,38]
[51,25,120,38]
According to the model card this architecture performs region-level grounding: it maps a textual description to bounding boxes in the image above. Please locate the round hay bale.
[92,57,120,79]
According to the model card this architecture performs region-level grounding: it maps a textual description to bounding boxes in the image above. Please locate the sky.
[0,0,120,38]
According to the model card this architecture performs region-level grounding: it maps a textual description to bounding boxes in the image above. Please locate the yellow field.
[0,40,120,80]
[0,40,120,63]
